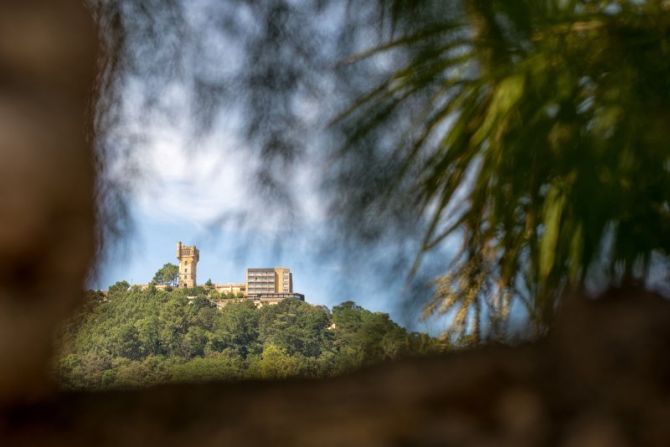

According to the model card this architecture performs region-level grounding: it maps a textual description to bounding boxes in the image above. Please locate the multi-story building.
[245,267,293,296]
[275,267,293,293]
[176,242,199,288]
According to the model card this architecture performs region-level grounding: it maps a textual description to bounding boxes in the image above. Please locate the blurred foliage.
[90,0,670,341]
[56,288,443,389]
[337,0,670,339]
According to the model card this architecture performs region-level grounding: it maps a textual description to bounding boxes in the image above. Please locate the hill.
[56,287,443,389]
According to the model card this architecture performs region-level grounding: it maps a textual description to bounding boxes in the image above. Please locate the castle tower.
[176,241,199,288]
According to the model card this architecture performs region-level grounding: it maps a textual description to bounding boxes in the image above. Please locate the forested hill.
[57,287,443,389]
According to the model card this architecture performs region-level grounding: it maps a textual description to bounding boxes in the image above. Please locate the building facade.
[216,293,305,309]
[245,267,293,296]
[176,242,199,288]
[215,283,246,296]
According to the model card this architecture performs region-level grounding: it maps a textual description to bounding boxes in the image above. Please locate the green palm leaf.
[341,0,670,339]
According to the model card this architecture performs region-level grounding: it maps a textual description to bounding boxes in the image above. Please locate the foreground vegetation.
[56,286,442,389]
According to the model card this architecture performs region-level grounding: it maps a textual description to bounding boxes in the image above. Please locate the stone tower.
[176,242,199,288]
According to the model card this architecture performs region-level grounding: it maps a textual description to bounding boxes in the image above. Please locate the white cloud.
[122,112,326,235]
[132,126,252,223]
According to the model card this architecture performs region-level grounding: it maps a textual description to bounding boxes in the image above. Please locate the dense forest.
[56,285,443,389]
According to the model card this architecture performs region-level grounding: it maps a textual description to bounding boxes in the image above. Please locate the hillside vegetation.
[56,287,442,389]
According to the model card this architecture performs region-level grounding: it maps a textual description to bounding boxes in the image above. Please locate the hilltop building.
[176,242,199,288]
[246,267,293,295]
[130,242,305,307]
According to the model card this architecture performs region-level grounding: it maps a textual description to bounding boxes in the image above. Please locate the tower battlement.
[176,241,199,288]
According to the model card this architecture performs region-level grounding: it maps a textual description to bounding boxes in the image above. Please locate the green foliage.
[259,299,332,357]
[108,280,130,295]
[251,344,303,379]
[56,289,443,389]
[331,301,424,370]
[339,0,670,337]
[152,263,179,287]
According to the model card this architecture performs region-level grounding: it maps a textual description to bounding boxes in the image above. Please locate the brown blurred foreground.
[2,288,669,446]
[0,0,97,401]
[0,1,669,446]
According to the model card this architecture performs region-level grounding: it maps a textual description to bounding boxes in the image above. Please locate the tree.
[114,324,142,360]
[180,326,209,358]
[331,301,416,369]
[253,344,302,379]
[210,301,261,358]
[259,299,332,357]
[108,280,130,295]
[334,0,670,338]
[152,263,179,287]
